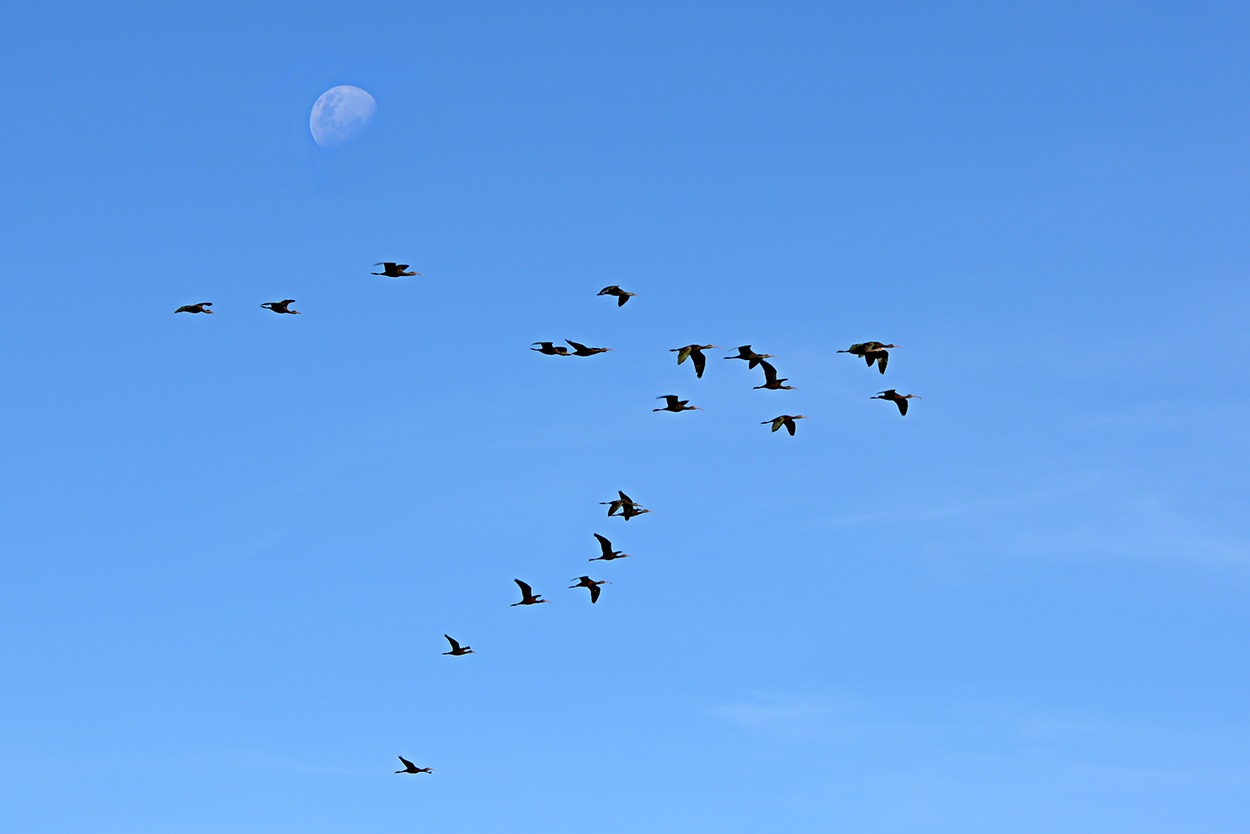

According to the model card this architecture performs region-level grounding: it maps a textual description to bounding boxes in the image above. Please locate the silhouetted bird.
[671,344,719,379]
[597,285,636,306]
[373,262,422,277]
[261,299,302,315]
[762,414,807,435]
[565,339,613,357]
[395,756,433,774]
[442,635,474,656]
[175,302,214,315]
[753,360,796,390]
[838,342,897,374]
[724,345,776,369]
[591,533,630,561]
[653,394,702,412]
[600,490,653,520]
[620,502,652,521]
[511,579,548,606]
[872,389,920,415]
[531,341,572,356]
[569,575,610,603]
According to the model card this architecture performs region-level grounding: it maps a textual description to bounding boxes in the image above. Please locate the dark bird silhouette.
[373,262,422,277]
[653,394,702,412]
[600,490,635,516]
[395,756,433,774]
[597,285,636,306]
[620,502,652,521]
[531,341,572,356]
[175,302,214,315]
[762,414,808,435]
[600,490,652,520]
[569,575,610,603]
[753,360,796,391]
[838,342,898,374]
[442,635,474,656]
[591,533,630,561]
[724,345,776,369]
[511,579,548,606]
[260,299,302,315]
[872,389,921,416]
[565,339,613,357]
[671,344,719,379]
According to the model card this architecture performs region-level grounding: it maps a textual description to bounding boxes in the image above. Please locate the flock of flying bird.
[176,270,921,776]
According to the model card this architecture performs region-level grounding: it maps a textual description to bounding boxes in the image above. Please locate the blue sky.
[2,1,1249,831]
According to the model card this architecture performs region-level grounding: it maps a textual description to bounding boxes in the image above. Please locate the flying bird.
[565,339,613,357]
[762,414,807,435]
[260,299,302,315]
[671,344,719,379]
[653,394,702,413]
[531,341,572,356]
[442,635,475,656]
[872,389,921,416]
[597,285,636,306]
[601,490,636,517]
[511,579,548,606]
[600,490,652,520]
[591,533,630,561]
[838,342,898,374]
[753,360,796,391]
[620,502,652,521]
[724,345,776,369]
[569,575,610,604]
[373,262,422,277]
[175,302,214,315]
[395,756,433,775]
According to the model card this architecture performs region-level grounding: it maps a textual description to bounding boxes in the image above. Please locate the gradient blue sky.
[2,1,1249,831]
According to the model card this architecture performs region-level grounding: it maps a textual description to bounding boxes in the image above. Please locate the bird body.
[872,389,920,415]
[725,345,775,369]
[653,394,702,412]
[569,575,610,603]
[511,579,548,606]
[531,341,572,356]
[373,262,422,277]
[591,533,630,561]
[565,339,613,357]
[597,285,636,306]
[763,414,807,435]
[753,360,796,390]
[261,299,302,315]
[671,344,719,378]
[175,302,214,315]
[442,635,475,656]
[395,756,433,774]
[838,342,897,374]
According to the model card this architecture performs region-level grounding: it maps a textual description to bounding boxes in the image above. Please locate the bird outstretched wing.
[691,349,707,378]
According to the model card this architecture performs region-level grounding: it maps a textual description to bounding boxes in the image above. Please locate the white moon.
[309,85,377,148]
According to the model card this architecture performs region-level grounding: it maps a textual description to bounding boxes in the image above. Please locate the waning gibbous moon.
[309,85,377,148]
